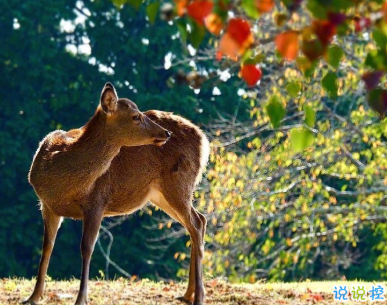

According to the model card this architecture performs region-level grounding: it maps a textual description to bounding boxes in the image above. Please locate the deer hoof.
[176,296,192,305]
[21,298,39,305]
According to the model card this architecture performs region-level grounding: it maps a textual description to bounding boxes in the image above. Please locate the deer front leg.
[23,207,62,305]
[74,208,103,305]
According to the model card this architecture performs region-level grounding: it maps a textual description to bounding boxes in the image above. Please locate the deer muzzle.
[153,130,171,146]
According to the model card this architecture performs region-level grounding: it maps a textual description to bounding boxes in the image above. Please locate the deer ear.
[100,82,118,113]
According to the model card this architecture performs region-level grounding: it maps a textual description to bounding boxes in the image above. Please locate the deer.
[23,83,210,305]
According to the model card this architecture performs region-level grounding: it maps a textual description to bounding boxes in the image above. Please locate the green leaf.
[112,0,127,9]
[241,0,260,19]
[241,49,253,63]
[303,104,316,127]
[146,2,160,25]
[306,0,327,19]
[127,0,142,10]
[372,28,387,50]
[265,95,286,128]
[281,0,294,7]
[290,127,314,152]
[368,89,387,118]
[331,0,353,10]
[365,50,386,70]
[327,45,344,69]
[175,19,188,44]
[189,21,206,49]
[286,82,302,98]
[322,72,338,98]
[296,56,318,78]
[242,50,265,65]
[251,137,261,149]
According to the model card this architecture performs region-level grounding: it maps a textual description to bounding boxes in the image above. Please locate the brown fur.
[24,83,209,305]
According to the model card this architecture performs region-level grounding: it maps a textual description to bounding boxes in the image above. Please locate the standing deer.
[24,83,209,305]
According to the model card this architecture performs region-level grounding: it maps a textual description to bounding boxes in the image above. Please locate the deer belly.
[104,187,159,217]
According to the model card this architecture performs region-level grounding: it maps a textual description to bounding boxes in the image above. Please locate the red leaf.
[175,0,188,16]
[354,17,371,33]
[240,64,262,87]
[218,33,240,60]
[362,71,384,90]
[313,20,336,45]
[218,18,254,60]
[218,0,230,11]
[216,50,223,61]
[187,0,214,24]
[275,31,299,61]
[310,294,324,301]
[327,12,347,25]
[368,89,387,118]
[227,18,252,45]
[255,0,275,13]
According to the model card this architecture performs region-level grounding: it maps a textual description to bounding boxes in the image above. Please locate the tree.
[109,0,387,281]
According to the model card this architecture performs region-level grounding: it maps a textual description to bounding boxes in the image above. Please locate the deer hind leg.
[153,192,206,305]
[23,206,62,305]
[177,247,196,303]
[187,207,206,305]
[152,197,195,303]
[178,211,206,304]
[74,208,103,305]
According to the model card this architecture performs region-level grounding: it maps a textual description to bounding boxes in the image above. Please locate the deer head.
[99,83,171,147]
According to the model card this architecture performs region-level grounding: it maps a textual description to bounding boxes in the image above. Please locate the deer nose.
[165,131,171,138]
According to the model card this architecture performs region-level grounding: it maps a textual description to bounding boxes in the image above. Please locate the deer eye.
[132,115,141,122]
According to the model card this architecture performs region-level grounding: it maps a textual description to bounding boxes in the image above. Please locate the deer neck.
[70,111,121,188]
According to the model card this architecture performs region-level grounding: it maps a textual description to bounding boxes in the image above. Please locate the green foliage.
[146,2,160,25]
[189,21,206,49]
[322,72,338,98]
[327,45,344,69]
[193,33,387,282]
[265,95,285,128]
[290,128,314,152]
[303,104,316,128]
[112,0,128,9]
[241,0,260,19]
[127,0,143,10]
[286,82,302,99]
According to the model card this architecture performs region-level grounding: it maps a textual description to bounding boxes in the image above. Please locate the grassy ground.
[1,278,385,305]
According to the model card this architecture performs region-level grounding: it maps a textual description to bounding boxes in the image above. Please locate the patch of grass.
[0,278,384,304]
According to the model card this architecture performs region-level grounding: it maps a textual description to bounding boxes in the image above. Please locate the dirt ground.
[1,278,385,305]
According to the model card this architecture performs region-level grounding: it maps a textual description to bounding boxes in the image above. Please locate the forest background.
[2,0,387,284]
